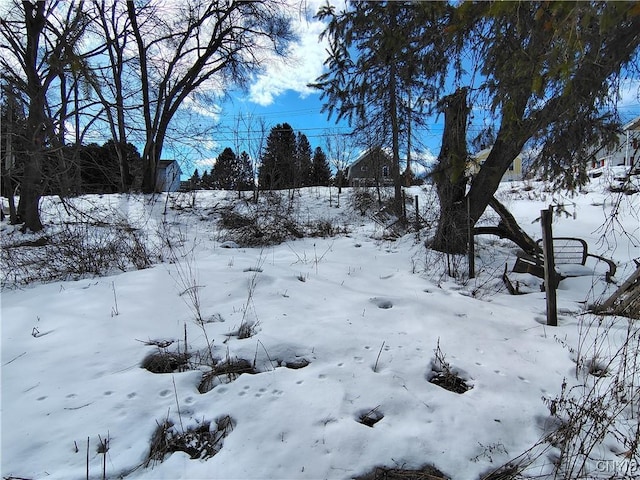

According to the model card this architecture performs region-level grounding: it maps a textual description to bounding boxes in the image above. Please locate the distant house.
[345,147,393,187]
[156,159,182,192]
[590,116,640,170]
[468,147,523,182]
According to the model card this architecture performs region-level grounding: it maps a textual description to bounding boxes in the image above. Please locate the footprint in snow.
[370,297,393,309]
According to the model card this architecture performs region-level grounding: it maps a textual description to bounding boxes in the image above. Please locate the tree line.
[189,124,332,192]
[189,123,331,191]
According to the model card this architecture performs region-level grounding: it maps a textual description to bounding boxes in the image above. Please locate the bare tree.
[125,0,294,193]
[238,112,268,202]
[87,0,136,192]
[0,0,94,231]
[324,128,356,196]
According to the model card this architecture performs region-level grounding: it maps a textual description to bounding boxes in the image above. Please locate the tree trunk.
[141,149,157,193]
[18,152,44,232]
[19,1,47,232]
[473,197,541,255]
[431,88,470,253]
[388,48,403,217]
[2,86,18,224]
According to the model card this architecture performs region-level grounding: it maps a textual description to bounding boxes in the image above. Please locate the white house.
[591,116,640,169]
[156,159,182,192]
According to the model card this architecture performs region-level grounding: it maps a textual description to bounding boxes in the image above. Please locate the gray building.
[156,159,183,192]
[345,147,393,187]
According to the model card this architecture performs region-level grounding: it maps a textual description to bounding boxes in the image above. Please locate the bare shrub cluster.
[543,316,640,478]
[146,415,234,467]
[483,314,640,479]
[1,219,157,287]
[218,193,348,247]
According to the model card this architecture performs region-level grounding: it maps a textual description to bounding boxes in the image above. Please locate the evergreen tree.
[313,2,449,215]
[201,169,213,189]
[189,169,201,190]
[315,1,640,253]
[258,123,297,190]
[237,151,254,191]
[212,147,239,190]
[295,132,313,187]
[311,147,332,186]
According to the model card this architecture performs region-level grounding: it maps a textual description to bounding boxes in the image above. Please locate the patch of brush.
[198,358,257,393]
[355,464,449,480]
[146,415,234,466]
[427,340,472,394]
[480,464,526,480]
[427,369,472,394]
[356,406,384,428]
[141,349,190,374]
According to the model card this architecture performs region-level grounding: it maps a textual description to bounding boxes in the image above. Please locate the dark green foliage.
[295,132,313,187]
[237,151,254,191]
[209,147,254,191]
[313,1,449,126]
[258,123,297,190]
[75,143,118,194]
[201,170,214,190]
[311,147,332,186]
[212,147,238,190]
[51,141,141,195]
[189,169,201,189]
[314,1,640,252]
[462,1,640,192]
[312,1,451,214]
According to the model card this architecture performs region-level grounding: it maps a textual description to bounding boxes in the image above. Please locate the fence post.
[541,206,557,326]
[402,190,407,221]
[468,196,475,279]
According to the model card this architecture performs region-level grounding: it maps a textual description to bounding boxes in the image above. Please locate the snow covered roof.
[623,116,640,132]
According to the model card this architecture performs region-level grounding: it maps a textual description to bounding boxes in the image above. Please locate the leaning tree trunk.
[431,88,470,253]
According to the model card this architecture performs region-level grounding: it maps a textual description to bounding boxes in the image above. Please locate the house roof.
[471,146,523,163]
[623,116,640,132]
[158,159,181,170]
[349,147,391,169]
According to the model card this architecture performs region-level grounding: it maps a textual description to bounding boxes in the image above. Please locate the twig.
[86,436,89,480]
[172,376,185,434]
[257,339,276,371]
[3,351,26,366]
[111,281,119,316]
[373,341,386,372]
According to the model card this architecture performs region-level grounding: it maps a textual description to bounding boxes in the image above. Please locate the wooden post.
[468,196,475,279]
[541,207,557,326]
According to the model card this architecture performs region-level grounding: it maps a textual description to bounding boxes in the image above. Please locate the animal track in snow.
[370,297,393,309]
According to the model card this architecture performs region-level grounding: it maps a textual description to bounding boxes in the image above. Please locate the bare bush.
[146,415,234,467]
[485,314,640,479]
[218,193,348,247]
[1,219,156,287]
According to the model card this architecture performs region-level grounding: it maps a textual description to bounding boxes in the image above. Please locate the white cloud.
[183,94,223,121]
[248,2,329,106]
[193,157,217,172]
[618,78,640,108]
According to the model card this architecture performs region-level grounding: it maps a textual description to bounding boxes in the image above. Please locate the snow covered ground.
[1,173,639,480]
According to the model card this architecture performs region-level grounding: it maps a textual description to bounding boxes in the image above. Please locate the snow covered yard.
[1,178,638,480]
